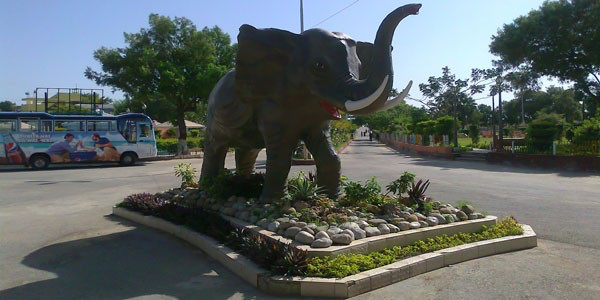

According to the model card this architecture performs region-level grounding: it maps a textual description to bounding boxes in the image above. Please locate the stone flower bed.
[156,185,486,249]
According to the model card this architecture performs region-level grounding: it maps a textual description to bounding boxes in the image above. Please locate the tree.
[0,101,16,112]
[85,14,236,154]
[490,0,600,105]
[419,66,486,147]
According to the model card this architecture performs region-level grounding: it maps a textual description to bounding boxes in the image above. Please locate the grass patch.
[306,217,523,278]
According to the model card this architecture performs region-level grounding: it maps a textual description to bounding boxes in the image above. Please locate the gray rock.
[398,221,411,231]
[284,207,296,214]
[387,224,400,233]
[279,221,296,231]
[348,216,359,222]
[331,234,353,245]
[456,210,468,221]
[315,231,330,240]
[293,200,310,211]
[377,224,391,234]
[341,229,355,241]
[415,212,427,220]
[425,216,439,226]
[284,226,302,238]
[442,214,455,223]
[367,219,387,226]
[315,225,329,232]
[301,226,315,235]
[430,213,447,224]
[267,221,280,232]
[399,211,412,219]
[451,214,459,222]
[326,227,343,236]
[340,222,360,230]
[391,218,406,226]
[257,218,269,228]
[419,220,429,227]
[406,214,419,222]
[439,207,452,214]
[295,222,308,228]
[295,231,315,245]
[348,227,366,240]
[409,221,421,229]
[406,207,414,214]
[471,212,484,219]
[307,223,318,231]
[311,238,333,248]
[276,217,290,223]
[461,205,475,215]
[364,226,381,237]
[357,220,369,229]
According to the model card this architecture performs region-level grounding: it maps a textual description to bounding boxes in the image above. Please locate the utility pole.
[300,0,304,33]
[521,94,525,125]
[491,95,496,149]
[497,79,504,145]
[453,95,458,148]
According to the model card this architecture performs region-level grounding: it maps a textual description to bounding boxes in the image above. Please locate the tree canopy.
[490,0,600,104]
[85,14,236,154]
[0,101,17,112]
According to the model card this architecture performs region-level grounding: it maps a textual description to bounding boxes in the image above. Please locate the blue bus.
[0,112,157,169]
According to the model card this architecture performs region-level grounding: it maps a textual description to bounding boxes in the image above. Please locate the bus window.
[109,120,117,131]
[55,120,85,132]
[139,123,150,137]
[87,121,110,132]
[19,119,39,132]
[120,120,137,143]
[41,120,53,132]
[0,120,17,132]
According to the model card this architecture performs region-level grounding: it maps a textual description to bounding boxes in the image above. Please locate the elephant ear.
[235,24,300,102]
[356,41,393,80]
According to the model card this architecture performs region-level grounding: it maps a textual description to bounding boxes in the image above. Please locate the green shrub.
[573,117,600,143]
[167,127,177,138]
[157,138,204,153]
[526,113,565,152]
[385,172,415,198]
[306,217,524,278]
[340,177,383,207]
[174,163,197,188]
[287,171,325,201]
[468,124,480,144]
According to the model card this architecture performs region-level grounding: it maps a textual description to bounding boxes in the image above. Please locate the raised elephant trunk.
[343,3,421,115]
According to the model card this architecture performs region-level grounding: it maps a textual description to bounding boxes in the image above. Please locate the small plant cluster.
[174,163,198,188]
[286,171,324,202]
[306,217,523,278]
[339,177,385,207]
[200,170,264,200]
[228,228,308,276]
[117,193,308,275]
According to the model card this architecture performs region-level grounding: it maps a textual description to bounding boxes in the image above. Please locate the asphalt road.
[1,137,599,299]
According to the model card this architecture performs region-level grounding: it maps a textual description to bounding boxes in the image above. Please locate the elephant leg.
[304,125,341,199]
[200,136,228,182]
[260,144,295,203]
[235,148,260,176]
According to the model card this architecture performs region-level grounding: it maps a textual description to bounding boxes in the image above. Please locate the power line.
[311,0,360,28]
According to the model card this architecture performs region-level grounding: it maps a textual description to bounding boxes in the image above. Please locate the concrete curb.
[142,154,203,161]
[112,207,537,298]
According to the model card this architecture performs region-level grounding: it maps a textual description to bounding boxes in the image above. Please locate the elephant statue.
[200,3,422,202]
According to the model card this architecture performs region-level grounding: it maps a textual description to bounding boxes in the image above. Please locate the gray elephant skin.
[200,4,421,202]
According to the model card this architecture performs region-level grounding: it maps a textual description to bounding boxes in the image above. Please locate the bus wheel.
[119,152,137,166]
[30,154,50,170]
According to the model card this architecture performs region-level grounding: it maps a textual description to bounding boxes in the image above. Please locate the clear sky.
[0,0,549,107]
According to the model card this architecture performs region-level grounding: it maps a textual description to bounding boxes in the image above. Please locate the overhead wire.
[311,0,360,28]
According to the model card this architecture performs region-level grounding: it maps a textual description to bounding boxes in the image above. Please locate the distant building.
[21,90,106,114]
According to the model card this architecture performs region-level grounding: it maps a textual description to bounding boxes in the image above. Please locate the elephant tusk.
[375,80,413,112]
[344,75,389,112]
